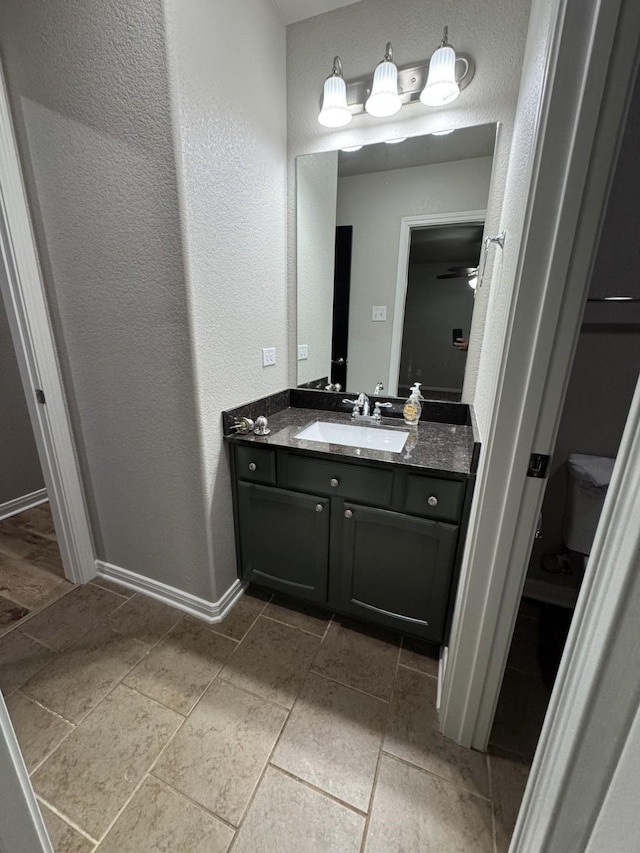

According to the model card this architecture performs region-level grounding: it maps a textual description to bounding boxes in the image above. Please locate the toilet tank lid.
[567,453,616,487]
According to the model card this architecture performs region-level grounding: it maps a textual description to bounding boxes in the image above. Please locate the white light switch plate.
[372,305,387,322]
[262,347,276,367]
[298,344,308,360]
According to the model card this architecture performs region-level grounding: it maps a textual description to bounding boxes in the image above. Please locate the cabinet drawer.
[404,475,464,522]
[286,454,393,506]
[235,445,276,485]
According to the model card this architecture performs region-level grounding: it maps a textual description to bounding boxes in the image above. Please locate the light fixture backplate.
[329,55,474,117]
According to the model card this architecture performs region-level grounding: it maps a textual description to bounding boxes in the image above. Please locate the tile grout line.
[35,794,99,847]
[310,667,392,704]
[147,771,239,832]
[268,763,369,818]
[379,750,494,803]
[260,611,330,638]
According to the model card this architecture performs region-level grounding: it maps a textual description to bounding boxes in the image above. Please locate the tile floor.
[0,503,71,635]
[1,575,531,852]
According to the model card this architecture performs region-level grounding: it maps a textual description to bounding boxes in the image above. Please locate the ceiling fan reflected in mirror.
[437,266,479,289]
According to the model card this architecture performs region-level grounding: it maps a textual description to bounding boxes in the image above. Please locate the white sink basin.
[295,420,409,453]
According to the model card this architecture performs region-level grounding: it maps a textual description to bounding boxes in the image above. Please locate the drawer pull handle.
[344,509,353,519]
[330,478,340,488]
[248,462,257,472]
[315,504,324,513]
[427,495,438,507]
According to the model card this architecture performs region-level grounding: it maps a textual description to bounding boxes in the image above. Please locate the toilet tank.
[565,454,616,554]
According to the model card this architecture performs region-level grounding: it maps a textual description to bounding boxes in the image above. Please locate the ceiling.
[271,0,362,25]
[409,223,484,266]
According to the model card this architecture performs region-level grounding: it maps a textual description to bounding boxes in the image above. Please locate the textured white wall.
[0,283,44,506]
[287,0,532,419]
[163,0,287,597]
[0,0,212,597]
[296,151,338,386]
[335,157,492,393]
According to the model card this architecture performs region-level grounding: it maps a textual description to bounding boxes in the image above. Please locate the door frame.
[0,63,95,585]
[387,209,486,396]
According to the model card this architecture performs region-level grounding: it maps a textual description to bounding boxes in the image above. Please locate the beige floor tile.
[0,552,68,609]
[90,577,135,598]
[154,678,287,826]
[365,754,494,853]
[384,667,490,798]
[32,684,182,839]
[311,620,399,701]
[22,625,148,723]
[490,750,531,852]
[39,801,95,853]
[399,636,439,677]
[219,617,320,709]
[0,524,48,559]
[272,673,387,811]
[99,775,233,853]
[6,692,73,772]
[23,538,66,579]
[207,589,270,641]
[263,595,331,636]
[0,631,58,695]
[232,766,364,853]
[22,585,126,651]
[105,593,183,646]
[5,505,57,539]
[124,619,237,714]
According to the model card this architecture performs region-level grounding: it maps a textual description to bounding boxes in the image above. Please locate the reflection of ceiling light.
[365,43,402,117]
[385,137,407,144]
[468,276,478,290]
[341,145,363,152]
[604,296,633,301]
[318,56,352,128]
[432,129,454,136]
[420,27,462,106]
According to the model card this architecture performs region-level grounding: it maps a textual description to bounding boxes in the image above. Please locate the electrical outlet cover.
[298,344,309,360]
[372,306,387,322]
[262,347,276,366]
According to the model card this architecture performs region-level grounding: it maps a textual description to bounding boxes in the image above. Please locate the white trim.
[96,560,246,623]
[514,378,640,850]
[387,210,487,396]
[0,489,47,521]
[0,62,95,585]
[439,0,640,751]
[0,694,51,853]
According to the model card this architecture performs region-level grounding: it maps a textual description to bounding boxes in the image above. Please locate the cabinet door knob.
[315,504,324,513]
[427,495,438,507]
[344,509,353,519]
[248,462,257,471]
[330,478,339,488]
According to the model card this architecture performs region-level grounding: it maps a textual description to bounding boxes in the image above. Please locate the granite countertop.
[225,407,474,475]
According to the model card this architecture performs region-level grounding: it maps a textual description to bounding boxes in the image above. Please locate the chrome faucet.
[374,382,384,395]
[342,392,369,418]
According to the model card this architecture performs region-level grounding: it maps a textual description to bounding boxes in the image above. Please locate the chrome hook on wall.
[478,230,506,289]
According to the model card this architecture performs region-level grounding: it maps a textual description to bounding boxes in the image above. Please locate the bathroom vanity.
[224,390,479,645]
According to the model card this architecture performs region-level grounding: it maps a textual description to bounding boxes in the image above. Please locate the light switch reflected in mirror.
[296,123,497,400]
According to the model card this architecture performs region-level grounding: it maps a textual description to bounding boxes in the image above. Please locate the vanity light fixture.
[365,43,402,117]
[318,56,352,128]
[431,128,455,136]
[420,27,465,106]
[385,137,407,144]
[317,27,474,128]
[341,144,364,151]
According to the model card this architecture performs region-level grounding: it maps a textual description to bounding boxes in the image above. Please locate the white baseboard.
[437,646,448,711]
[96,560,246,624]
[0,489,47,521]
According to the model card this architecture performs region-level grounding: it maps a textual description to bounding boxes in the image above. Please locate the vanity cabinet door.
[336,503,458,642]
[237,483,330,604]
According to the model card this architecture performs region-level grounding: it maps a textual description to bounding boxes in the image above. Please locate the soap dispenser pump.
[403,382,424,425]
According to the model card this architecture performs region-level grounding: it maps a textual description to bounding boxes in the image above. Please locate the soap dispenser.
[403,382,424,426]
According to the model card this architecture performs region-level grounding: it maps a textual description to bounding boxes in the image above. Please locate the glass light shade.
[420,45,459,106]
[365,61,401,117]
[318,75,352,128]
[385,137,407,144]
[468,275,478,290]
[341,144,363,151]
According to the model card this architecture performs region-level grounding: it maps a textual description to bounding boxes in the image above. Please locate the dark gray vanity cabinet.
[335,503,458,641]
[236,483,330,604]
[230,442,468,643]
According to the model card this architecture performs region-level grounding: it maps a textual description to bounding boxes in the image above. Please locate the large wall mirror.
[296,123,497,400]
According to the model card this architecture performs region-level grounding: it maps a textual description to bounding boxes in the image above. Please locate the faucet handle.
[342,398,360,417]
[373,401,393,420]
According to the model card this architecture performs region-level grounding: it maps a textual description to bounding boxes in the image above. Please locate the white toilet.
[564,453,616,558]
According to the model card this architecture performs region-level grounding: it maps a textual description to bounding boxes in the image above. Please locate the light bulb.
[421,28,460,107]
[365,43,402,118]
[318,57,352,128]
